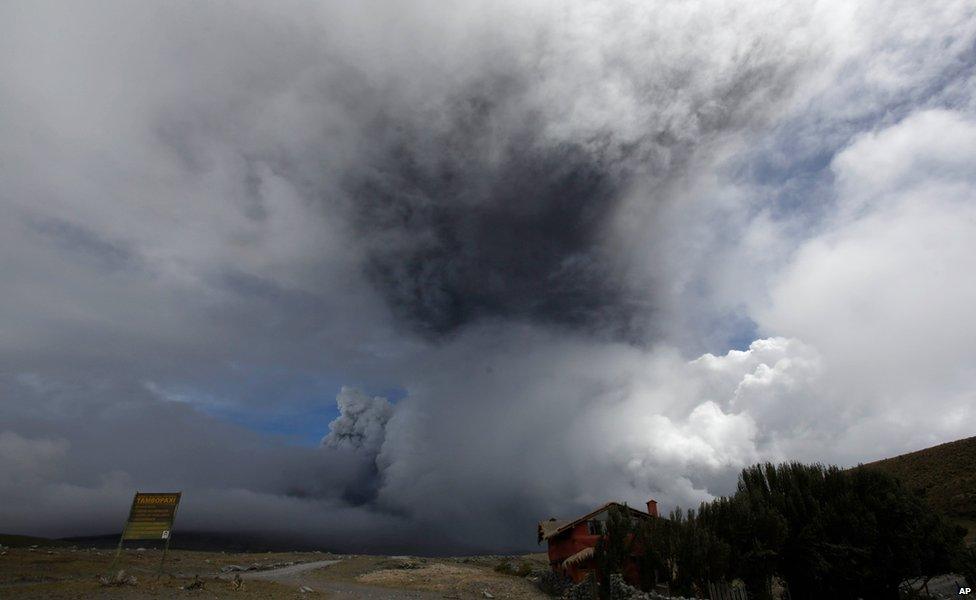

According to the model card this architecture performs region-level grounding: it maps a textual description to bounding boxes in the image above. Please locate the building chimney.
[646,499,659,517]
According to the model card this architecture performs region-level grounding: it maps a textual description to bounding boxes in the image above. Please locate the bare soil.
[0,545,550,599]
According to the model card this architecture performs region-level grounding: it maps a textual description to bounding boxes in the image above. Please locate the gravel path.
[308,581,447,600]
[229,560,455,599]
[236,559,342,581]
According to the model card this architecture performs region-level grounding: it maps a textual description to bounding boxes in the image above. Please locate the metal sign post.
[157,500,180,579]
[109,521,128,573]
[108,492,182,578]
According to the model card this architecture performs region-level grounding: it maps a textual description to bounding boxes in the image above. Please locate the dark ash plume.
[348,80,648,339]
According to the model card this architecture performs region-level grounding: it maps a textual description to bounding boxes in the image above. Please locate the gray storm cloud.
[1,0,975,553]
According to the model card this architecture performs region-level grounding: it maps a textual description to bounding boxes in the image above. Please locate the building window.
[587,520,604,535]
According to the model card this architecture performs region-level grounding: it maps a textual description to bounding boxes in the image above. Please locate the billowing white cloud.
[323,387,394,453]
[362,331,827,549]
[755,109,976,456]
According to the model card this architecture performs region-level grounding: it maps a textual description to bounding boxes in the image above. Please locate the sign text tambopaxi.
[122,492,181,540]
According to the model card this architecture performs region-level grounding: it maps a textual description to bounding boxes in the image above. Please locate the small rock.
[136,547,146,552]
[299,585,315,594]
[221,564,247,573]
[482,590,494,599]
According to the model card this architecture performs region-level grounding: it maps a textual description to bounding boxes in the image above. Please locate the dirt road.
[232,559,450,599]
[234,558,342,581]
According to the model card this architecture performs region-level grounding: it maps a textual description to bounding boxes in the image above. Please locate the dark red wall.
[546,523,644,585]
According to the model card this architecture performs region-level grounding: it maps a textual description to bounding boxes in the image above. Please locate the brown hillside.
[860,435,976,541]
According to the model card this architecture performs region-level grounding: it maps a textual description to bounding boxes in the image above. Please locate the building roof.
[537,501,654,543]
[561,546,595,568]
[538,518,571,542]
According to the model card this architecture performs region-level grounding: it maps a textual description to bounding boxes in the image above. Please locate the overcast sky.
[1,1,975,554]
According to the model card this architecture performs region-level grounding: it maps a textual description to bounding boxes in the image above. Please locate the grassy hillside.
[861,435,976,542]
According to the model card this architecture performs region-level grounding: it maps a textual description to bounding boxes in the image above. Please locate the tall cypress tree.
[637,463,965,599]
[594,504,634,596]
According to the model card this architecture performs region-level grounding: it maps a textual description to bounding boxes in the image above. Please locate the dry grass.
[0,546,333,584]
[358,562,487,590]
[355,559,546,599]
[0,546,550,599]
[0,546,334,598]
[2,577,305,599]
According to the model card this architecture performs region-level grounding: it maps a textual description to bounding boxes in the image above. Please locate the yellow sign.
[122,492,181,540]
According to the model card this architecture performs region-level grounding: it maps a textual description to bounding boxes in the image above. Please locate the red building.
[537,499,660,584]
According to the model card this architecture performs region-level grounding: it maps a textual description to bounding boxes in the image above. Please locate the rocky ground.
[3,543,969,599]
[0,543,551,599]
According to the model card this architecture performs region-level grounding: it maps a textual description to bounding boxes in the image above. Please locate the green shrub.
[493,560,514,574]
[495,560,535,577]
[955,545,976,587]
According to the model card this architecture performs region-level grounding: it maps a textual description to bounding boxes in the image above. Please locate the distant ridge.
[0,531,307,552]
[861,435,976,542]
[0,533,71,548]
[59,530,335,553]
